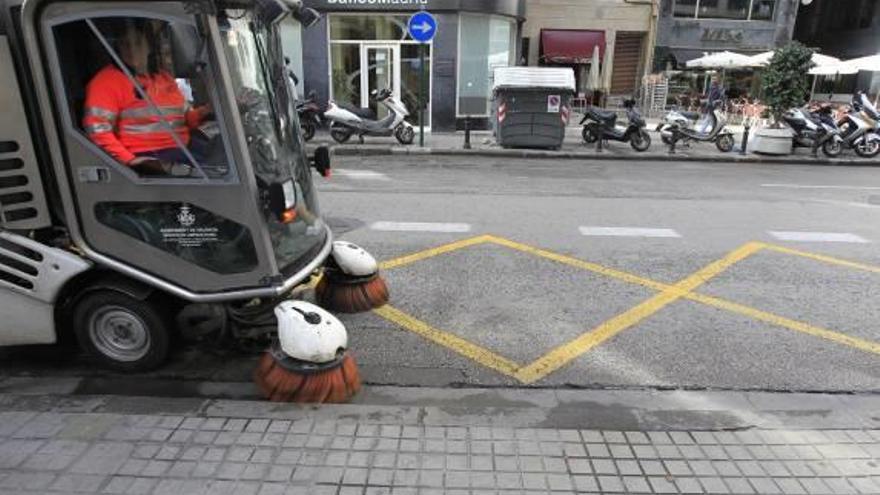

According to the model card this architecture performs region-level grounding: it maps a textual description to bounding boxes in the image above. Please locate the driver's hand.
[169,163,193,177]
[128,156,166,176]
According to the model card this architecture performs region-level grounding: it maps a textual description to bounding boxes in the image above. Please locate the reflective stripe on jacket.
[82,65,202,164]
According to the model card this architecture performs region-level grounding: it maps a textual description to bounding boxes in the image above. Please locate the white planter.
[749,127,793,155]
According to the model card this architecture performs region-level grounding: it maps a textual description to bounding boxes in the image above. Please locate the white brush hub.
[330,242,378,277]
[275,301,348,364]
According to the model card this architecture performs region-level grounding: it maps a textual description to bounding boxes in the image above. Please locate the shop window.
[673,0,775,20]
[457,15,515,116]
[330,15,408,41]
[330,44,362,109]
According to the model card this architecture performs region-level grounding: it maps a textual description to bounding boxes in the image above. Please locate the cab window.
[51,15,237,182]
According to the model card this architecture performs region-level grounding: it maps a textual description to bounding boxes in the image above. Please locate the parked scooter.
[838,92,880,158]
[782,105,843,158]
[323,88,415,145]
[657,109,701,145]
[580,99,651,152]
[668,101,736,152]
[297,91,324,142]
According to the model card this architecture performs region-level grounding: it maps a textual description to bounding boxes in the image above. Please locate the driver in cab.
[82,20,210,176]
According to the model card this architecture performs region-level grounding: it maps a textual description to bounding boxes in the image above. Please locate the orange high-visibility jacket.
[82,65,203,164]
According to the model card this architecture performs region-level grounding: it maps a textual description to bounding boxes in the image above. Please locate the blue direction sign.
[407,11,437,43]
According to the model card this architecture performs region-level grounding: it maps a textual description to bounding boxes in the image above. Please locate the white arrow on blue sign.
[407,11,437,43]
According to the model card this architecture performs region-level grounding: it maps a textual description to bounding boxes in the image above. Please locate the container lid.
[493,67,576,91]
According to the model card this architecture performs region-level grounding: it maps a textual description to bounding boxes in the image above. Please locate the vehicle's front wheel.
[822,139,843,158]
[630,130,651,152]
[301,120,316,141]
[582,125,599,144]
[73,291,170,372]
[715,133,735,152]
[395,125,415,145]
[330,126,353,144]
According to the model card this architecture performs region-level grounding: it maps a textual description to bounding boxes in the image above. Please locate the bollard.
[463,116,472,150]
[740,124,750,155]
[595,125,603,153]
[668,130,677,154]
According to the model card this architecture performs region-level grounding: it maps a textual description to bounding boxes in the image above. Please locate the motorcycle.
[297,90,324,142]
[782,105,843,158]
[323,88,415,145]
[580,99,651,152]
[657,109,701,145]
[668,101,736,152]
[838,92,880,158]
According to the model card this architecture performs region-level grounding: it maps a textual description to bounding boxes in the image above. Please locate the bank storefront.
[297,0,525,131]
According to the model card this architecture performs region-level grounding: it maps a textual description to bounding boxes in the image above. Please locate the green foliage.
[760,42,815,124]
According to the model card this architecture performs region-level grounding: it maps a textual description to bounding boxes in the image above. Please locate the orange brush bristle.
[254,350,361,404]
[316,274,389,314]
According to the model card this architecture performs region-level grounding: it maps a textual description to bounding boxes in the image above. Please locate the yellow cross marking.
[370,236,880,384]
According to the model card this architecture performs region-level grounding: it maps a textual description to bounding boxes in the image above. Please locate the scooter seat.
[680,111,701,120]
[340,103,376,120]
[586,107,617,125]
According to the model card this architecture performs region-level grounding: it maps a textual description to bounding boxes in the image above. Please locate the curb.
[312,144,880,166]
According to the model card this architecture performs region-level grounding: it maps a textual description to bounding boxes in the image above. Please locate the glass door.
[363,45,397,119]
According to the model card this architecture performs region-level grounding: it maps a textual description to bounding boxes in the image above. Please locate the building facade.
[293,0,526,131]
[654,0,800,70]
[521,0,658,98]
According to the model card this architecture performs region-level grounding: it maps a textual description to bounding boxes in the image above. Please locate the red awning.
[540,30,606,64]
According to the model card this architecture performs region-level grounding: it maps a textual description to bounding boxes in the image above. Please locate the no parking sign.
[547,94,561,113]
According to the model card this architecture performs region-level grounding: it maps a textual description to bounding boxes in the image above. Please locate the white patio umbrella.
[685,51,753,69]
[809,63,859,75]
[749,51,840,68]
[586,45,601,91]
[841,53,880,72]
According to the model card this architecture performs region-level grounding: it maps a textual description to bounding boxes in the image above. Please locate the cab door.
[39,4,276,297]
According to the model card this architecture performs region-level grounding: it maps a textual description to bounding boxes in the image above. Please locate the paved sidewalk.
[0,388,878,494]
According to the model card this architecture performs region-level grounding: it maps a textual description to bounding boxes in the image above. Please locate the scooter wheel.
[715,134,735,153]
[630,130,651,152]
[854,133,880,158]
[330,127,353,144]
[73,290,170,372]
[582,126,599,144]
[301,121,316,142]
[395,126,415,145]
[822,139,843,158]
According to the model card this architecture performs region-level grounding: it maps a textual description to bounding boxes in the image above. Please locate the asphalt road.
[2,156,879,395]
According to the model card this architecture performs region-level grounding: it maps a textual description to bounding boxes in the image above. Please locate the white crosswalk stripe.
[768,231,870,243]
[334,169,390,181]
[371,222,472,233]
[579,227,682,238]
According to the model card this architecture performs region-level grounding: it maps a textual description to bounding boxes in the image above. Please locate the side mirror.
[268,179,298,224]
[312,146,331,178]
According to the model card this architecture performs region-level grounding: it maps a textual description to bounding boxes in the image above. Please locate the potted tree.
[750,42,815,155]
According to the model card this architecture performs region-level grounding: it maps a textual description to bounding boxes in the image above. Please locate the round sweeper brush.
[253,301,361,403]
[316,242,389,314]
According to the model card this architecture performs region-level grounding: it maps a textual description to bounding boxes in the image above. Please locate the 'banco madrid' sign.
[304,0,525,16]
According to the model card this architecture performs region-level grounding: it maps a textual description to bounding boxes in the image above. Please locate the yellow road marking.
[485,236,670,291]
[370,236,880,383]
[379,235,494,270]
[373,304,522,378]
[760,242,880,275]
[686,292,880,356]
[514,242,764,383]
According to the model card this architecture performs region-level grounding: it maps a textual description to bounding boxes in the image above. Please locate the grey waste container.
[493,67,576,149]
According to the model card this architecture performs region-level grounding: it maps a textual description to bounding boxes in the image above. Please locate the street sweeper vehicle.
[0,0,389,403]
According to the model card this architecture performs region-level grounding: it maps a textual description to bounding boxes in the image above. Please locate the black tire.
[582,126,599,144]
[73,291,170,372]
[715,134,735,153]
[630,130,651,152]
[395,125,415,145]
[822,139,843,158]
[301,120,316,142]
[330,126,353,144]
[854,133,880,158]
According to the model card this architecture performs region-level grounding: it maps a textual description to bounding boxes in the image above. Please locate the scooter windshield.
[220,10,326,275]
